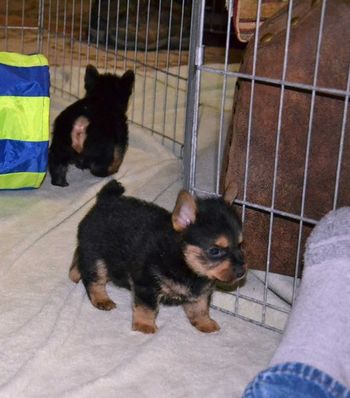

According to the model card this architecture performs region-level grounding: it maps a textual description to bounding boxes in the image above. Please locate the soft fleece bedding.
[0,70,281,398]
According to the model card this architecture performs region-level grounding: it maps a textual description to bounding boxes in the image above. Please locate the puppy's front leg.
[132,287,159,334]
[183,294,220,333]
[49,160,69,187]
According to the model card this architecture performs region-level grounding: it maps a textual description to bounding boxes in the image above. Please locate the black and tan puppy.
[49,65,134,187]
[69,180,246,334]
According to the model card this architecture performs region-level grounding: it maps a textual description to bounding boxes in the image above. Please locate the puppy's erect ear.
[172,190,197,232]
[222,181,238,206]
[122,70,135,91]
[118,70,135,112]
[84,64,99,94]
[121,70,135,99]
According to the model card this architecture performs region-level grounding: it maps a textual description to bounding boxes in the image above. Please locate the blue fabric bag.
[0,52,50,189]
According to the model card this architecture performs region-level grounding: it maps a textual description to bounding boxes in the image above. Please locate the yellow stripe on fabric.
[0,172,46,189]
[0,97,50,142]
[0,52,48,67]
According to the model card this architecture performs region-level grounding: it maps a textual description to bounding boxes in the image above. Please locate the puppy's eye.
[207,246,226,259]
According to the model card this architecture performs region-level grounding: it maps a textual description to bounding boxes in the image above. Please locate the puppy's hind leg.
[84,259,116,311]
[69,248,82,283]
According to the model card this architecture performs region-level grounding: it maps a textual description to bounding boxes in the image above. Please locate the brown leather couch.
[222,0,350,276]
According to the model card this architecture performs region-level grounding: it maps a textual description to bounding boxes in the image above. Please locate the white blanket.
[0,67,281,397]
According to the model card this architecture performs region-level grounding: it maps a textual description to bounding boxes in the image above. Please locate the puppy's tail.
[97,180,125,202]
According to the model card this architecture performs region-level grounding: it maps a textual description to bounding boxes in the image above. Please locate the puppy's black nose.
[235,264,247,279]
[236,269,245,278]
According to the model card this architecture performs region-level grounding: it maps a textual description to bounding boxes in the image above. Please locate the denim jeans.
[242,362,350,398]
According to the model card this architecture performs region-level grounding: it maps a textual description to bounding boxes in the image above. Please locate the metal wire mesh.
[185,0,350,332]
[0,0,194,156]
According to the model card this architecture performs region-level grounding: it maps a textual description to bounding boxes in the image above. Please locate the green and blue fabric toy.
[0,52,50,189]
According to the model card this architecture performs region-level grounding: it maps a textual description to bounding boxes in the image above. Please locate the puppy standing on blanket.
[49,65,135,187]
[69,181,247,334]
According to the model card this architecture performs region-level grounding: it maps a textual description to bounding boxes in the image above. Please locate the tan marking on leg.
[71,116,89,153]
[183,296,220,333]
[69,248,81,283]
[107,147,123,174]
[214,235,230,249]
[132,305,158,334]
[88,260,116,311]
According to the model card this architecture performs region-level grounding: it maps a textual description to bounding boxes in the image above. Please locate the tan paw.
[69,264,81,283]
[132,322,158,334]
[94,299,116,311]
[193,318,220,333]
